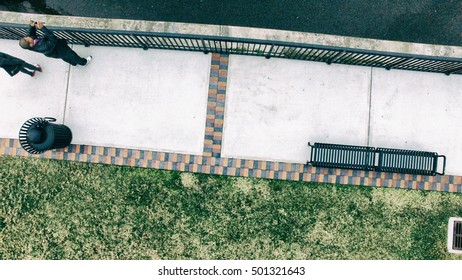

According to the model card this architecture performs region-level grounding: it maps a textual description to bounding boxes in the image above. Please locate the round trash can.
[19,117,72,154]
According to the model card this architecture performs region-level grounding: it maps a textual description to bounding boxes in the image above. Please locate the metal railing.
[1,22,462,75]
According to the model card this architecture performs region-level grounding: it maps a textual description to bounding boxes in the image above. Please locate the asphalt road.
[1,0,462,46]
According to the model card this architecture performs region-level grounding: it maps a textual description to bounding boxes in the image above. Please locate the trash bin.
[19,117,72,154]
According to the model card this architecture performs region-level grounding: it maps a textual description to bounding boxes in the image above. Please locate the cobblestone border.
[1,138,461,192]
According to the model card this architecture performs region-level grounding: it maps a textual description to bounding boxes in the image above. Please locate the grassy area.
[0,156,461,260]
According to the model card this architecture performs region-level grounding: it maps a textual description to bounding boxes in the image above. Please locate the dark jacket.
[28,25,68,58]
[0,52,25,76]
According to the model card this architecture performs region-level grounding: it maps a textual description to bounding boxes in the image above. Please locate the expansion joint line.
[62,61,72,124]
[367,67,373,147]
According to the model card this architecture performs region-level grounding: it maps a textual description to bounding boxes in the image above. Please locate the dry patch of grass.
[0,156,461,260]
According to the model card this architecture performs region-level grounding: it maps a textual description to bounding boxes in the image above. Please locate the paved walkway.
[1,38,461,193]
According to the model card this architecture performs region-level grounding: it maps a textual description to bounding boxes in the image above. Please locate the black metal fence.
[2,22,462,75]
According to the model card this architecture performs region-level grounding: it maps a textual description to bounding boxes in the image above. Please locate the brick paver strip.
[1,138,461,192]
[203,53,228,158]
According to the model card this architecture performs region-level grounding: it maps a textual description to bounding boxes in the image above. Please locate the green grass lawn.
[0,156,461,260]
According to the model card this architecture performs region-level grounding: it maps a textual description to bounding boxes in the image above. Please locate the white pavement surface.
[370,68,462,175]
[223,55,462,175]
[0,39,211,155]
[222,55,371,163]
[66,46,211,155]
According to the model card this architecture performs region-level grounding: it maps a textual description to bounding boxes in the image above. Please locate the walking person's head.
[19,37,35,49]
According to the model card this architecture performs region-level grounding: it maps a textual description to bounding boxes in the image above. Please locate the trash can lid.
[27,127,46,144]
[19,117,56,154]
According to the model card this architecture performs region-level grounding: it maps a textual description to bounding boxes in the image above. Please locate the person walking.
[19,20,92,66]
[0,51,42,77]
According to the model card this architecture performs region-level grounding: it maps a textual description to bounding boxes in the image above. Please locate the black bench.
[375,147,446,176]
[307,142,446,176]
[307,142,376,171]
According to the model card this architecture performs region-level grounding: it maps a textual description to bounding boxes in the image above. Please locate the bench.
[307,142,446,176]
[307,142,376,171]
[376,147,446,176]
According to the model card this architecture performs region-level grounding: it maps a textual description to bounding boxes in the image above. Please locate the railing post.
[326,51,345,65]
[201,37,209,54]
[385,58,412,70]
[131,34,149,50]
[265,44,275,59]
[65,31,90,47]
[445,66,462,76]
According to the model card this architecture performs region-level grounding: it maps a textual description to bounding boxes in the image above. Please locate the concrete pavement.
[1,37,461,176]
[221,55,462,175]
[0,39,211,155]
[66,45,211,155]
[222,56,371,164]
